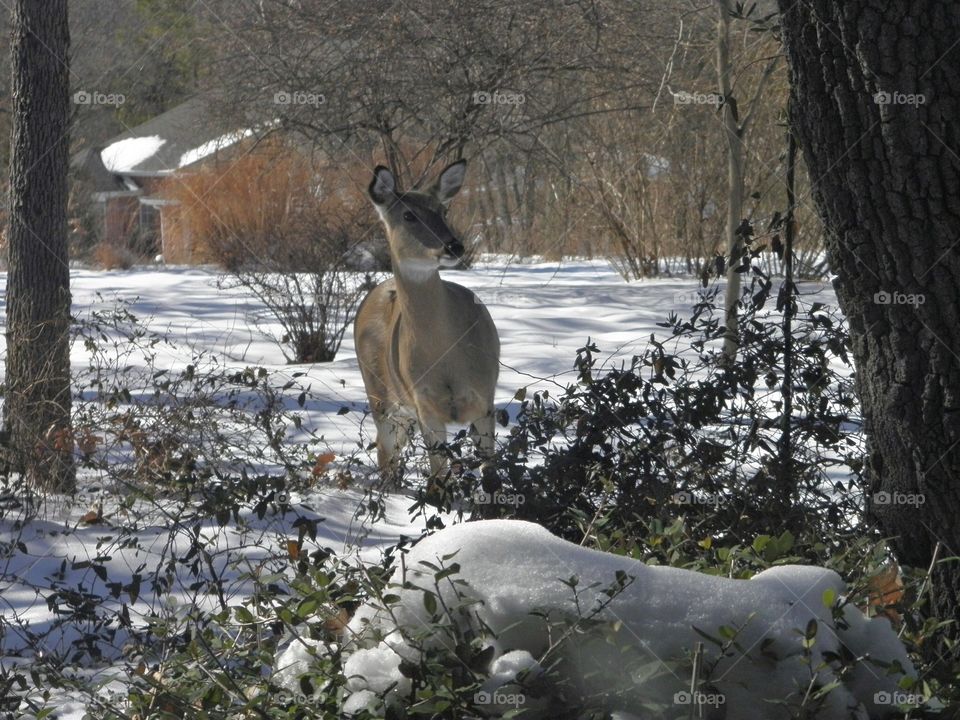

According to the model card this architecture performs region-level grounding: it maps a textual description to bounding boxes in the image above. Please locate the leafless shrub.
[164,144,381,363]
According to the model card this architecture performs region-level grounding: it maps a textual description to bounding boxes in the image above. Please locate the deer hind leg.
[374,413,414,488]
[418,415,450,492]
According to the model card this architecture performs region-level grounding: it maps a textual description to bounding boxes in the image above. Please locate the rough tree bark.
[5,0,75,492]
[778,1,960,622]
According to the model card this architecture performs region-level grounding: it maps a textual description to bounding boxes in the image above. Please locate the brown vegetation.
[160,141,378,270]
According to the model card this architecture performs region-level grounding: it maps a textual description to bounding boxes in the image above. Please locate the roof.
[71,146,129,193]
[88,95,249,178]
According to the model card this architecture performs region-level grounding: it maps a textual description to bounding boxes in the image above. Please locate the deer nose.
[447,240,464,257]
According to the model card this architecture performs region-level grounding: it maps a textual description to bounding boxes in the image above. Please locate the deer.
[354,160,500,490]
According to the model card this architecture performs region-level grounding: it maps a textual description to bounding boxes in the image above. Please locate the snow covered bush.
[338,520,929,720]
[71,300,329,496]
[472,245,862,549]
[0,299,339,682]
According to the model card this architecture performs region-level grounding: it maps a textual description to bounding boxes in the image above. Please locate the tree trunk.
[5,0,75,492]
[717,0,745,360]
[778,0,960,622]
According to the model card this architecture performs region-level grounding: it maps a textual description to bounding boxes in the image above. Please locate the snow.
[642,152,671,178]
[342,643,412,712]
[98,126,263,175]
[100,136,167,173]
[488,649,542,685]
[0,258,881,716]
[275,637,332,691]
[478,650,545,716]
[178,128,255,168]
[343,519,917,720]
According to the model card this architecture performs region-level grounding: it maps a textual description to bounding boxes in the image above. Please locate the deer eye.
[402,210,417,222]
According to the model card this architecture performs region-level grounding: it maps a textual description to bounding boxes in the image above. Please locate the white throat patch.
[395,257,440,282]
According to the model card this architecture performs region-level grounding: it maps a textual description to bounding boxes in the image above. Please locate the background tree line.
[3,0,823,278]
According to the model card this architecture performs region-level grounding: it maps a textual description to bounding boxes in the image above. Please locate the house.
[72,96,256,264]
[72,97,521,267]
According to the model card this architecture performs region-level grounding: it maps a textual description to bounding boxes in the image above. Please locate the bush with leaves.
[440,232,863,552]
[86,512,952,720]
[0,297,348,717]
[18,276,953,719]
[70,299,333,493]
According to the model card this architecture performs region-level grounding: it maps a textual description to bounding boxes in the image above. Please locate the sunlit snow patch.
[100,135,167,173]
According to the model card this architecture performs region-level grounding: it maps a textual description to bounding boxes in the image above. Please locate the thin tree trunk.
[717,0,745,360]
[5,0,75,492]
[777,124,797,500]
[778,0,960,624]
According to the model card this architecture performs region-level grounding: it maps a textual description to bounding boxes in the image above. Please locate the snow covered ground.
[0,258,844,716]
[336,520,918,720]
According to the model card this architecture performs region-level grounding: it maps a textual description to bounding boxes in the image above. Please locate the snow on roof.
[178,127,256,168]
[89,96,253,176]
[335,519,921,719]
[100,136,167,174]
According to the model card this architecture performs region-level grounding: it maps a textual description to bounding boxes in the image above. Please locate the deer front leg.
[470,411,500,503]
[418,415,448,478]
[417,415,451,500]
[470,410,496,462]
[374,414,413,488]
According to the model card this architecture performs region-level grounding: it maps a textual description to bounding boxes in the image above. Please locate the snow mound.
[342,520,920,719]
[275,637,329,693]
[342,641,413,715]
[100,135,166,173]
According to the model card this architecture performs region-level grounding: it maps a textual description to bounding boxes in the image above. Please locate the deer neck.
[391,256,449,321]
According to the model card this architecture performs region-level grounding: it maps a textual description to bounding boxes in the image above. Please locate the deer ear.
[369,166,396,205]
[433,159,466,205]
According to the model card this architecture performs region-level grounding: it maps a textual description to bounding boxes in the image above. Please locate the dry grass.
[91,241,136,270]
[161,141,378,270]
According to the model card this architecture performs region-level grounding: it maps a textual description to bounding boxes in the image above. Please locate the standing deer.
[355,160,500,488]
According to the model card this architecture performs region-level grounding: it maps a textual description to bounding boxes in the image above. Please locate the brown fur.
[355,161,500,485]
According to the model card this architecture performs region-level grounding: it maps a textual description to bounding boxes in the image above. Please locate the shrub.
[402,224,861,551]
[94,517,951,720]
[216,242,377,364]
[0,297,359,717]
[70,298,332,491]
[91,241,136,270]
[164,143,381,362]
